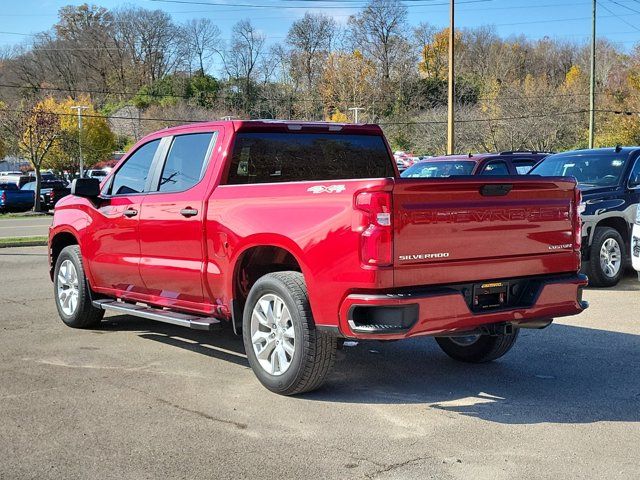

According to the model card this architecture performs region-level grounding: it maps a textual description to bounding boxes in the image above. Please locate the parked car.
[0,174,34,189]
[631,205,640,279]
[529,147,640,287]
[0,182,35,213]
[401,151,551,178]
[49,120,587,395]
[85,169,110,180]
[22,180,71,211]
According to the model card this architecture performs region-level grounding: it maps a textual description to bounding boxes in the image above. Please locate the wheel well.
[595,217,629,246]
[50,232,78,269]
[233,245,302,307]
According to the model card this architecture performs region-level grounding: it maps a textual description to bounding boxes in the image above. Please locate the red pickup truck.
[49,120,588,395]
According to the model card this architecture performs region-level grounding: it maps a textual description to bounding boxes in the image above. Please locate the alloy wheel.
[57,259,79,316]
[250,293,296,376]
[600,237,622,278]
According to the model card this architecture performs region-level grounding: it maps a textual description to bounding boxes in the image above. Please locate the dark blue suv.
[529,147,640,287]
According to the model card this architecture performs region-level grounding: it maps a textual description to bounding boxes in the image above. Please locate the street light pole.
[447,0,455,155]
[348,107,365,124]
[70,105,89,177]
[588,0,596,148]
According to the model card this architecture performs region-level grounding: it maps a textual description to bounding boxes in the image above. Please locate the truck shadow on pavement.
[101,315,249,368]
[314,324,640,425]
[101,315,640,425]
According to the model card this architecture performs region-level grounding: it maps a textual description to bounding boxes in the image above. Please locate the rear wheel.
[585,227,625,287]
[54,245,104,328]
[242,271,336,395]
[435,329,519,363]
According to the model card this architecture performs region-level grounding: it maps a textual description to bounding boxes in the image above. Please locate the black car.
[21,180,70,211]
[529,147,640,287]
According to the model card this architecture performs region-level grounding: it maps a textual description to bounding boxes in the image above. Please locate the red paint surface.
[50,120,585,338]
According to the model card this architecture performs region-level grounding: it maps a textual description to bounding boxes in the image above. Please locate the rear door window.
[157,132,215,193]
[481,161,510,176]
[109,139,160,195]
[512,158,537,175]
[226,132,394,184]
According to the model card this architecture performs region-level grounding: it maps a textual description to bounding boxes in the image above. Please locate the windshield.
[529,152,628,188]
[401,160,476,178]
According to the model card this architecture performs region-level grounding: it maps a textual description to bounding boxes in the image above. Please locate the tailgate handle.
[480,184,512,196]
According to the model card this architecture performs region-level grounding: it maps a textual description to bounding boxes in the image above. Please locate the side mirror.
[71,178,100,198]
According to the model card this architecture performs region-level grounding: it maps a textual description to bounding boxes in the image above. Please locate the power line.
[600,0,640,33]
[0,81,624,103]
[149,0,491,9]
[1,106,614,126]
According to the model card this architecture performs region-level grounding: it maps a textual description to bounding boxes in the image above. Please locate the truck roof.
[422,151,552,164]
[154,120,384,137]
[550,146,640,156]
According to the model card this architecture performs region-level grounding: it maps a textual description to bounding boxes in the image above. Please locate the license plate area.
[472,282,508,311]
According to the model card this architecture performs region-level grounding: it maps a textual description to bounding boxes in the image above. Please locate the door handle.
[123,208,138,218]
[180,208,198,218]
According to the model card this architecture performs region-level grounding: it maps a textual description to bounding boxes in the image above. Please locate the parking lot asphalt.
[0,217,51,238]
[1,246,639,479]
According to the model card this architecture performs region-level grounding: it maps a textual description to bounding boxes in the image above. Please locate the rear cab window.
[226,132,394,184]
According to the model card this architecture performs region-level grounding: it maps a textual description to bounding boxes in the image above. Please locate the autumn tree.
[287,13,336,91]
[223,19,266,114]
[348,0,408,82]
[320,50,376,122]
[39,95,115,173]
[0,102,60,211]
[180,18,221,75]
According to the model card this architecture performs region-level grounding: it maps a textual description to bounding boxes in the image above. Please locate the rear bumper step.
[92,299,220,331]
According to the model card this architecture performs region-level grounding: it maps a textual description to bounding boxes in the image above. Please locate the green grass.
[0,236,48,248]
[0,212,50,219]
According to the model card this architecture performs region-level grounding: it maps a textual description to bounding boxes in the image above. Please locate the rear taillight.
[0,192,5,204]
[355,191,393,267]
[573,188,583,252]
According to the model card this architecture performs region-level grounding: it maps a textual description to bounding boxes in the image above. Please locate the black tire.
[53,245,104,328]
[585,226,625,287]
[242,271,336,395]
[435,329,519,363]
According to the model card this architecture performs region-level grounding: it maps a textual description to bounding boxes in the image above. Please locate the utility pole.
[348,107,365,123]
[447,0,455,154]
[70,105,89,177]
[588,0,596,148]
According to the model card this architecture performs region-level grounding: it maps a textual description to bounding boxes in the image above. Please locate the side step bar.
[93,299,221,331]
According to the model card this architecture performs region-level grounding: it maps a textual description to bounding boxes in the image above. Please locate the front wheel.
[54,245,104,328]
[435,329,519,363]
[242,271,336,395]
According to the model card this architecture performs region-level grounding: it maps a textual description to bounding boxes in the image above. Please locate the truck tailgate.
[393,177,578,287]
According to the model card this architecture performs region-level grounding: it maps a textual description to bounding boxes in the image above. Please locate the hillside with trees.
[0,0,639,175]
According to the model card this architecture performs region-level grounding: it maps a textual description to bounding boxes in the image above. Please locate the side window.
[629,156,640,188]
[481,161,510,176]
[109,139,160,195]
[512,159,537,175]
[158,132,215,193]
